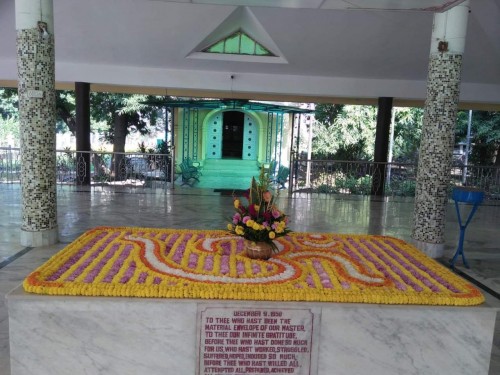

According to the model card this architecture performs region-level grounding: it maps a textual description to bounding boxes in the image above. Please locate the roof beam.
[2,79,499,110]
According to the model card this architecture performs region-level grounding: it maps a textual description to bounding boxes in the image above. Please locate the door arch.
[204,110,260,160]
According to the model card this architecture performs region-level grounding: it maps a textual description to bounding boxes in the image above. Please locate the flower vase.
[244,240,273,260]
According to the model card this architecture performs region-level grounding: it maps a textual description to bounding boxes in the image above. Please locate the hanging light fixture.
[37,21,49,40]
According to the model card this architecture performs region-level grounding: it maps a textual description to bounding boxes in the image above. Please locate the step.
[196,175,256,190]
[203,170,258,178]
[188,159,262,190]
[201,159,259,171]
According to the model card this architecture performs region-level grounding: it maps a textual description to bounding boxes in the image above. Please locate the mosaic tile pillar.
[412,2,470,258]
[15,0,58,246]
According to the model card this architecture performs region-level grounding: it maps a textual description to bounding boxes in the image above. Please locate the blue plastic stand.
[449,187,485,268]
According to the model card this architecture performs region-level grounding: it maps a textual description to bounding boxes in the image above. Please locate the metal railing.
[0,146,21,183]
[290,158,500,201]
[2,146,499,200]
[1,147,174,190]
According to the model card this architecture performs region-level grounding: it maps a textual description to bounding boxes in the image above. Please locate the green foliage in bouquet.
[227,167,291,249]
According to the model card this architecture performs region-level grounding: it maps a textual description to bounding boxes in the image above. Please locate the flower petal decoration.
[23,227,484,306]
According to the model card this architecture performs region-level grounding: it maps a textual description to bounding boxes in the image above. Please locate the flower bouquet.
[227,167,291,259]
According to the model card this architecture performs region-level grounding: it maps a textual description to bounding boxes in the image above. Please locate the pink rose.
[232,213,241,224]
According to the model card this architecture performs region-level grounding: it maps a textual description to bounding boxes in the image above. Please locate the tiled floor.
[0,184,499,374]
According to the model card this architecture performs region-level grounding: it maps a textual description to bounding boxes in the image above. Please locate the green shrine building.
[154,99,313,190]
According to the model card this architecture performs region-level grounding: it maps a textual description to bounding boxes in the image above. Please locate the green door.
[206,114,222,159]
[242,114,258,160]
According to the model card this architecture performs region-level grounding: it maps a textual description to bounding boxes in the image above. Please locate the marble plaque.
[197,306,318,375]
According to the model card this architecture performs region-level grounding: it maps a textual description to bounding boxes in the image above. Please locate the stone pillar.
[16,0,58,246]
[75,82,91,185]
[371,97,393,196]
[412,1,470,258]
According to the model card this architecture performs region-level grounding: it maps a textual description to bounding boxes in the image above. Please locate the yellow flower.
[246,219,255,227]
[269,231,276,239]
[227,223,234,231]
[252,223,261,231]
[235,226,245,235]
[234,199,240,209]
[275,221,287,233]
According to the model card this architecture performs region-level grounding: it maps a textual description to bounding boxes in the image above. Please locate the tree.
[314,103,344,125]
[0,116,19,147]
[0,88,167,159]
[0,88,20,146]
[392,107,423,163]
[56,90,76,134]
[455,110,500,166]
[312,104,424,163]
[0,88,18,120]
[313,104,376,160]
[90,93,165,176]
[2,88,76,133]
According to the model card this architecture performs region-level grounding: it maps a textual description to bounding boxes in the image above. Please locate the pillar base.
[412,238,444,258]
[21,227,59,247]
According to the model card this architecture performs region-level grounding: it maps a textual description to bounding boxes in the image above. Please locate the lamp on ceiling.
[438,40,449,52]
[37,21,49,40]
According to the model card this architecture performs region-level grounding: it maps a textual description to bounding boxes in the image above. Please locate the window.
[203,29,275,57]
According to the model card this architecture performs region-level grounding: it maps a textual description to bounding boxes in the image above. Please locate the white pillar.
[15,0,53,31]
[429,1,470,56]
[16,0,58,246]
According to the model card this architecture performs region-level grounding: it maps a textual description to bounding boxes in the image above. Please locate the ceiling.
[152,0,467,11]
[0,0,499,108]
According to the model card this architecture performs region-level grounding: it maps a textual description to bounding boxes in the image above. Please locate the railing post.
[171,146,176,190]
[8,145,13,184]
[288,152,294,195]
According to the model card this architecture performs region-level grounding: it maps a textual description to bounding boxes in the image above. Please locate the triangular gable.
[187,7,287,64]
